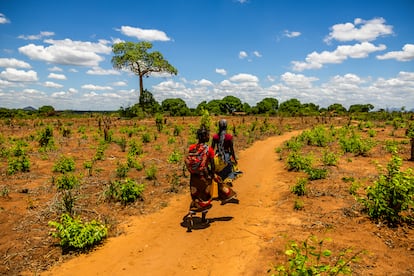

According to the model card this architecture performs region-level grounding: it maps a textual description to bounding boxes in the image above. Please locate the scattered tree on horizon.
[111,41,178,106]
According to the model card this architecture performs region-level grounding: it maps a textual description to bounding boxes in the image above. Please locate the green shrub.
[286,152,313,171]
[49,213,107,251]
[167,150,182,164]
[7,155,30,175]
[362,155,414,225]
[339,132,375,156]
[272,235,364,275]
[53,155,75,173]
[128,140,143,156]
[105,178,145,205]
[55,173,79,191]
[141,132,151,143]
[291,178,307,196]
[293,199,304,210]
[155,113,164,132]
[38,125,55,149]
[305,167,328,180]
[300,125,333,147]
[116,162,129,178]
[145,165,157,180]
[322,150,338,166]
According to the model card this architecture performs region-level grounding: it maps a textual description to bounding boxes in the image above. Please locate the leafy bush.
[145,165,157,180]
[7,155,30,175]
[55,173,79,191]
[155,113,164,132]
[322,150,339,166]
[116,162,129,178]
[283,137,304,152]
[54,173,79,214]
[339,132,375,156]
[271,235,364,275]
[167,150,182,164]
[53,155,75,173]
[286,152,313,171]
[38,125,55,150]
[128,140,143,156]
[305,167,328,180]
[362,155,414,225]
[141,132,151,143]
[291,178,307,196]
[49,213,107,251]
[300,125,333,147]
[105,178,145,205]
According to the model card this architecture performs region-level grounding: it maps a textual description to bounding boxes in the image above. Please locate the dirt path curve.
[43,131,300,276]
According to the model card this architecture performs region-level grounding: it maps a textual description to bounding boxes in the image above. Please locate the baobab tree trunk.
[139,76,144,105]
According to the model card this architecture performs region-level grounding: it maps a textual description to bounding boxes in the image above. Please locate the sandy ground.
[43,131,300,276]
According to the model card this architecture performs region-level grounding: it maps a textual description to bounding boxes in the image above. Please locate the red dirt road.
[43,132,300,276]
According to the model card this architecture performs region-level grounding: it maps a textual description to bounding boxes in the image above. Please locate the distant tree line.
[0,92,411,119]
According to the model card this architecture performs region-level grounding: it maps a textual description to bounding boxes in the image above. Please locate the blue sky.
[0,0,413,111]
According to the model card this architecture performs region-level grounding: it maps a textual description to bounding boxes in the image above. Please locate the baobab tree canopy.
[111,41,178,105]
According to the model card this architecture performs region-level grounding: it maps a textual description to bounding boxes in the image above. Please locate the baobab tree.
[111,41,178,105]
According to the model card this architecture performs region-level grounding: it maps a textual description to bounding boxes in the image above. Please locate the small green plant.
[94,141,108,161]
[167,136,176,144]
[0,186,9,197]
[128,140,143,156]
[54,173,80,214]
[145,165,157,180]
[7,155,30,175]
[127,155,144,170]
[349,180,361,196]
[384,140,399,154]
[293,199,304,210]
[155,113,164,132]
[53,155,75,173]
[115,136,127,152]
[339,132,375,156]
[362,155,414,225]
[141,132,151,143]
[271,235,364,275]
[283,137,304,152]
[167,150,182,164]
[305,167,328,180]
[322,150,338,166]
[173,125,182,136]
[367,129,376,137]
[48,213,107,251]
[83,160,94,176]
[105,178,145,205]
[38,125,55,150]
[286,152,313,172]
[116,162,129,178]
[291,178,307,196]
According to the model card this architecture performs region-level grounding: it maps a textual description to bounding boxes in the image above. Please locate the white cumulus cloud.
[48,73,67,80]
[0,68,38,82]
[18,39,111,67]
[119,26,171,41]
[377,44,414,62]
[292,42,386,71]
[0,58,31,69]
[325,17,393,43]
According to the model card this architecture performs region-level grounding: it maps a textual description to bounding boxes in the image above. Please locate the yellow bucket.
[211,179,219,199]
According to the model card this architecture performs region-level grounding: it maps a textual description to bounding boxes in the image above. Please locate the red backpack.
[185,143,209,174]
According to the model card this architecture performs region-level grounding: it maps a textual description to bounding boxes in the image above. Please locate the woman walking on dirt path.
[187,126,216,223]
[211,119,239,204]
[212,119,242,181]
